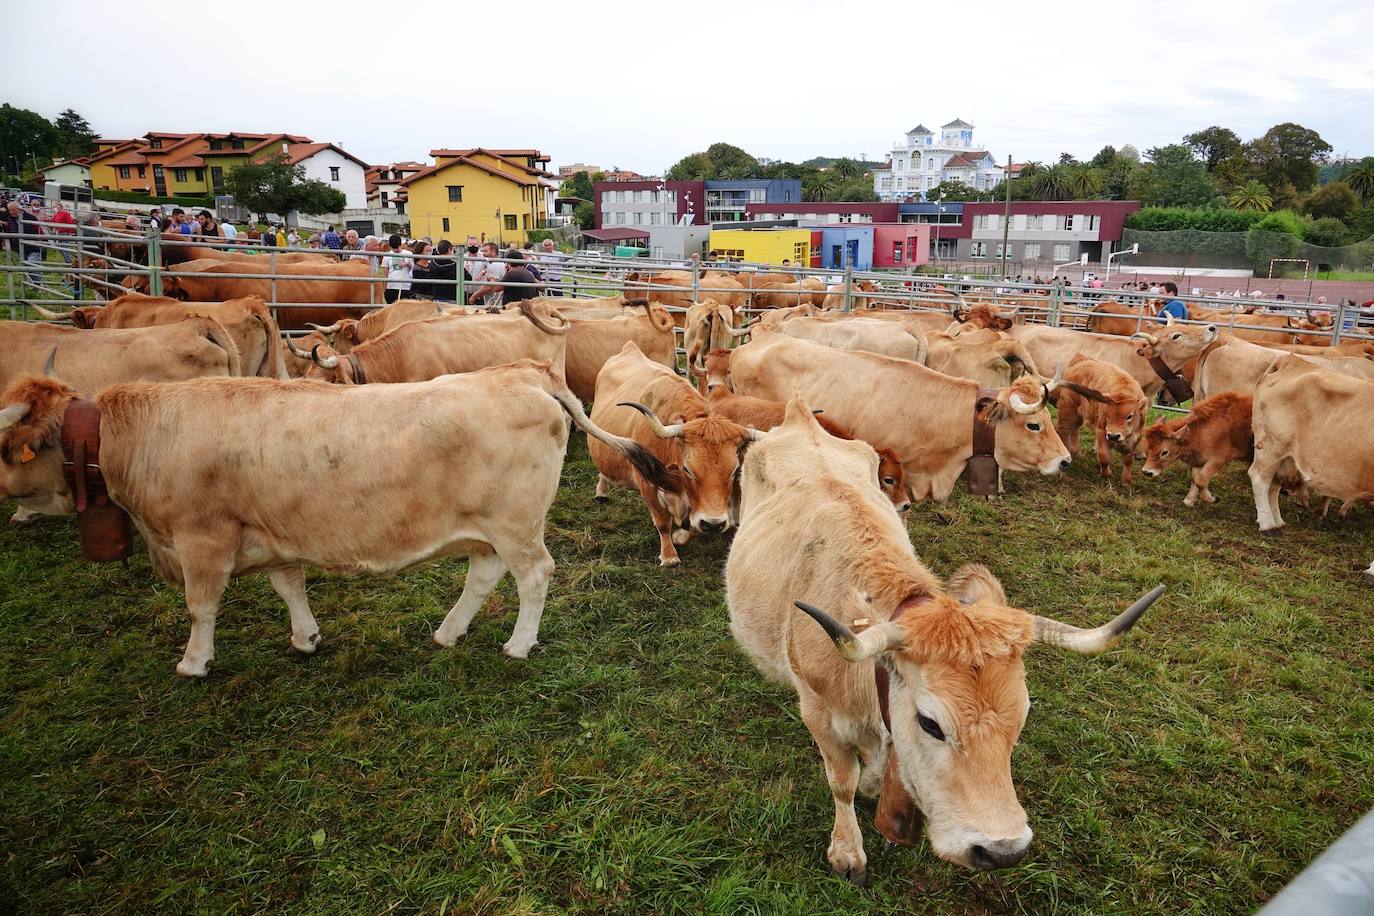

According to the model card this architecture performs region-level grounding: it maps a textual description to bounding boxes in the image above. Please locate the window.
[380,191,388,205]
[330,166,340,181]
[173,169,188,183]
[231,139,245,150]
[118,166,131,179]
[149,139,162,149]
[1085,214,1099,231]
[895,159,904,171]
[1023,243,1041,260]
[897,178,905,189]
[447,185,463,202]
[194,168,204,182]
[209,140,223,151]
[928,158,935,170]
[1024,215,1040,231]
[600,191,611,205]
[442,217,450,232]
[523,214,529,229]
[995,243,1009,260]
[396,201,405,214]
[1064,215,1074,231]
[970,242,988,258]
[893,241,904,263]
[666,191,676,205]
[504,214,517,231]
[210,166,223,190]
[1053,243,1072,261]
[650,211,661,225]
[137,166,146,178]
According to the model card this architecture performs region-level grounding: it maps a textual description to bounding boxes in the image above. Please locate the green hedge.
[93,189,216,208]
[1125,206,1267,232]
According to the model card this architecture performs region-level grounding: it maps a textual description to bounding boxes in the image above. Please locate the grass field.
[2,428,1372,915]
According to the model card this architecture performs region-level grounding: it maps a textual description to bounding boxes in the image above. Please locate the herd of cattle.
[2,248,1371,881]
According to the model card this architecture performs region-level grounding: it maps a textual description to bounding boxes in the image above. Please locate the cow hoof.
[846,867,870,888]
[501,640,536,659]
[286,634,321,658]
[658,556,681,568]
[593,495,609,504]
[1183,498,1197,508]
[1363,570,1374,586]
[174,660,210,679]
[9,509,39,526]
[432,630,462,649]
[1258,522,1285,533]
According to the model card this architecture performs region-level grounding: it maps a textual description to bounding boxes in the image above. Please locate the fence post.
[1332,302,1345,344]
[270,249,278,310]
[690,257,700,305]
[148,230,163,297]
[842,265,853,312]
[1048,279,1061,328]
[456,246,465,306]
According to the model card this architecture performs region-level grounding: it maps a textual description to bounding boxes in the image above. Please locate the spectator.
[540,239,564,296]
[11,201,45,288]
[275,225,287,247]
[149,208,163,232]
[384,234,412,304]
[409,241,434,298]
[197,211,223,241]
[499,249,539,306]
[341,229,364,259]
[322,225,342,250]
[221,220,238,243]
[287,227,300,248]
[48,202,77,265]
[467,241,506,307]
[1156,282,1188,321]
[306,234,322,249]
[428,240,463,302]
[171,209,194,235]
[259,226,276,248]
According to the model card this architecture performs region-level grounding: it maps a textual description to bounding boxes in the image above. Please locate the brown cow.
[1051,355,1147,484]
[1140,392,1254,507]
[751,278,828,310]
[27,293,285,379]
[282,331,330,378]
[562,303,676,402]
[307,299,468,353]
[726,396,1162,878]
[683,300,744,383]
[925,327,1038,387]
[159,259,380,324]
[588,342,761,566]
[1086,300,1157,336]
[775,315,928,363]
[1010,318,1218,400]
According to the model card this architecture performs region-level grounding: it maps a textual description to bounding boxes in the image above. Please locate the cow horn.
[726,325,753,338]
[286,337,314,359]
[1163,313,1176,326]
[746,427,769,442]
[793,601,904,662]
[310,344,339,369]
[306,321,344,334]
[1032,584,1166,654]
[1043,361,1066,393]
[1131,330,1160,346]
[1009,372,1053,415]
[26,301,74,321]
[617,401,684,438]
[0,402,31,431]
[42,347,57,377]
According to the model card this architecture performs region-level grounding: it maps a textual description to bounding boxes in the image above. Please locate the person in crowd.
[540,238,564,296]
[259,226,276,248]
[467,241,506,307]
[409,241,434,298]
[340,229,364,259]
[48,202,77,265]
[306,234,322,249]
[169,209,193,235]
[197,211,223,241]
[492,249,539,307]
[1156,282,1188,321]
[384,234,412,304]
[148,207,163,231]
[285,226,299,248]
[322,225,342,250]
[272,225,285,247]
[221,219,238,243]
[428,240,463,302]
[10,200,45,288]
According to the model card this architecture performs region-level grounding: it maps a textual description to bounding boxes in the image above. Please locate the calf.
[1140,392,1253,507]
[1052,355,1148,484]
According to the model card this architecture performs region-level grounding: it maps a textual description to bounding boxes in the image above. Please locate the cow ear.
[946,563,1008,606]
[1169,423,1190,439]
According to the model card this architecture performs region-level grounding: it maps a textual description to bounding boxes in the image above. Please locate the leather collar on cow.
[967,388,1000,497]
[346,353,368,386]
[60,398,133,562]
[873,593,934,847]
[1146,354,1194,403]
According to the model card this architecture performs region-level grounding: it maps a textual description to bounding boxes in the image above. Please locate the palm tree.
[1028,164,1076,200]
[832,157,863,180]
[1229,180,1273,212]
[1343,157,1374,201]
[1068,167,1104,199]
[804,172,835,202]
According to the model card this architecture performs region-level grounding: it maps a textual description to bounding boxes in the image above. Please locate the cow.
[1196,335,1374,399]
[924,327,1039,387]
[1051,355,1147,485]
[160,243,334,266]
[623,272,694,310]
[751,278,829,310]
[726,395,1162,879]
[158,259,381,328]
[305,299,467,353]
[27,293,285,379]
[0,361,671,675]
[1140,392,1254,507]
[729,329,1072,502]
[820,279,881,310]
[683,300,745,383]
[694,358,908,511]
[588,342,761,566]
[775,315,929,363]
[1086,300,1158,337]
[1193,309,1331,346]
[563,303,677,402]
[296,301,568,385]
[1249,357,1374,536]
[1009,318,1219,400]
[282,331,330,378]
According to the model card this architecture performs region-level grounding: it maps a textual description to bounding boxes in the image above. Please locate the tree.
[665,143,758,181]
[1340,157,1374,201]
[1118,145,1140,163]
[803,171,835,202]
[928,180,992,202]
[1245,209,1305,272]
[665,151,714,181]
[1183,126,1243,172]
[831,157,864,180]
[561,170,595,202]
[832,178,877,202]
[0,104,58,176]
[572,201,595,231]
[1058,152,1078,165]
[1303,217,1349,249]
[1228,180,1273,212]
[53,109,98,158]
[1128,144,1220,207]
[1245,122,1332,192]
[1089,146,1117,169]
[1304,180,1359,222]
[224,154,346,219]
[704,143,757,176]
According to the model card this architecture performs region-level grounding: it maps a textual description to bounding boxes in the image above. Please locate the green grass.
[2,430,1372,914]
[1316,270,1374,281]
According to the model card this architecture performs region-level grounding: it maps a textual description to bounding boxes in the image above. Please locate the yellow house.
[401,148,551,245]
[708,228,817,266]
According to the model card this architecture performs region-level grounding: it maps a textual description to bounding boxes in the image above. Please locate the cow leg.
[433,549,508,648]
[10,506,41,525]
[494,539,555,659]
[1247,460,1284,531]
[594,473,612,502]
[639,480,682,566]
[1364,558,1374,585]
[268,566,320,655]
[1056,403,1082,460]
[1094,427,1112,479]
[856,728,888,799]
[175,552,233,678]
[799,691,867,884]
[1191,459,1225,506]
[1119,445,1135,486]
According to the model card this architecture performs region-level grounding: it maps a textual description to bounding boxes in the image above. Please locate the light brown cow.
[925,327,1039,387]
[160,258,380,308]
[1010,319,1218,399]
[1140,392,1254,507]
[1249,357,1374,535]
[729,330,1072,502]
[27,293,285,379]
[1051,355,1148,484]
[1196,335,1374,399]
[697,366,909,511]
[776,315,928,363]
[1194,309,1331,346]
[1086,300,1158,337]
[0,361,670,675]
[282,331,330,378]
[298,301,568,385]
[820,279,881,310]
[751,278,828,309]
[563,303,676,402]
[306,299,469,353]
[683,300,744,382]
[588,342,761,566]
[726,396,1162,878]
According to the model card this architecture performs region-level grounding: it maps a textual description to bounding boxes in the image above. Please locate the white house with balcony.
[873,119,1005,201]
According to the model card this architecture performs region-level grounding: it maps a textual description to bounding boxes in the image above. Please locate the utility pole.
[998,154,1012,280]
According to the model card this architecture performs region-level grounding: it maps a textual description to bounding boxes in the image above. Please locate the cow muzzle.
[1141,466,1160,478]
[692,514,730,533]
[969,836,1031,871]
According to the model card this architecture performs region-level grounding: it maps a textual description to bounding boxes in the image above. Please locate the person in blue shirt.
[1156,282,1188,321]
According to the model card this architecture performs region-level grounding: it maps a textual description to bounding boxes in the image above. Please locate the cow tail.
[252,305,287,379]
[539,376,678,493]
[518,300,570,336]
[199,317,244,377]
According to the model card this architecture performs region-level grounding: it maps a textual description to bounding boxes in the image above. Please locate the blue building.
[702,179,802,223]
[820,226,874,270]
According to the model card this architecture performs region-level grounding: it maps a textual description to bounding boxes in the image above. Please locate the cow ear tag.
[19,444,36,463]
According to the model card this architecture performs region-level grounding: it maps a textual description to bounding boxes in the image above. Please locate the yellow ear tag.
[19,445,36,463]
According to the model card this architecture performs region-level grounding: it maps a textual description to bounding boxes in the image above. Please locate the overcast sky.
[9,0,1372,173]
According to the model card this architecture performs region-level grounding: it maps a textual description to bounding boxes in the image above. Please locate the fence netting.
[1123,228,1374,276]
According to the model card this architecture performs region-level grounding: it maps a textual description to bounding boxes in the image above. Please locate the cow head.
[701,349,733,394]
[875,447,909,512]
[1132,317,1218,365]
[955,301,1016,332]
[618,402,763,533]
[25,301,105,328]
[1139,419,1189,478]
[0,375,77,513]
[978,373,1073,476]
[1099,391,1149,448]
[795,572,1164,870]
[304,318,361,353]
[292,341,361,384]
